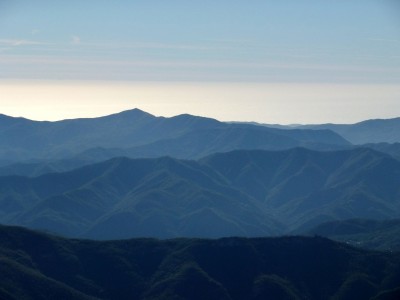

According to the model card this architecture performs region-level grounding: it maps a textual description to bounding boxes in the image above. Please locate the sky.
[0,0,399,124]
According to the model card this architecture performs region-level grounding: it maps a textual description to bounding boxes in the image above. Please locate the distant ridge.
[290,117,400,144]
[0,108,350,163]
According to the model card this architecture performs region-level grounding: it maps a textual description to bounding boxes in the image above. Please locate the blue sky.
[0,0,399,123]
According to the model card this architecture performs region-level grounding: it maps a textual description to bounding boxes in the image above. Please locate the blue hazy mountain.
[2,142,400,178]
[0,155,282,239]
[201,147,400,231]
[291,117,400,144]
[1,148,399,239]
[359,143,400,161]
[0,109,350,163]
[0,225,399,300]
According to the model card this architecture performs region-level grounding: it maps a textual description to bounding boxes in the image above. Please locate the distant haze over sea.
[1,80,399,124]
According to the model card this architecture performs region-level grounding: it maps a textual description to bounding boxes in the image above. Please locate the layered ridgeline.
[0,225,400,300]
[1,148,400,239]
[0,109,349,164]
[3,111,400,179]
[280,117,400,145]
[246,118,400,161]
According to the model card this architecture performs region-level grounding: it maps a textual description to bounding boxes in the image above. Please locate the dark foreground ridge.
[0,225,400,300]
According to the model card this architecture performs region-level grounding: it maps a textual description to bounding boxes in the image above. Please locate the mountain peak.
[110,108,156,118]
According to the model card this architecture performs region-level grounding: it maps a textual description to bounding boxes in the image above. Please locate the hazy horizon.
[1,80,399,124]
[1,1,399,124]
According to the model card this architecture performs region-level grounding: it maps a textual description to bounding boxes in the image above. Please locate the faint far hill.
[257,117,400,145]
[0,108,350,163]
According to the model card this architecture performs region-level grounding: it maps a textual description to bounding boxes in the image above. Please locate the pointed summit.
[105,108,156,120]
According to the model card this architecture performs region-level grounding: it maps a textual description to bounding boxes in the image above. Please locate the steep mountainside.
[201,148,400,231]
[1,148,400,239]
[0,109,350,163]
[0,225,399,300]
[0,156,281,239]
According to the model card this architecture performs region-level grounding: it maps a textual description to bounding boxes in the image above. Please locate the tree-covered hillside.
[0,225,399,300]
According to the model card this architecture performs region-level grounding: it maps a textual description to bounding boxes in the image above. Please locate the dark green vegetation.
[306,219,400,251]
[0,109,349,164]
[0,225,400,300]
[1,148,400,240]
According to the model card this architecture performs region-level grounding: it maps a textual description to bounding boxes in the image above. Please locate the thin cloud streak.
[0,39,44,46]
[1,55,398,73]
[1,36,398,83]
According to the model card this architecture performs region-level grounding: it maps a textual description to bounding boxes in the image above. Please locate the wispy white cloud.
[0,39,43,46]
[1,54,398,74]
[126,42,216,51]
[0,37,398,83]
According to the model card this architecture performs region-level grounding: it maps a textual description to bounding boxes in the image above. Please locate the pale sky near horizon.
[1,0,399,124]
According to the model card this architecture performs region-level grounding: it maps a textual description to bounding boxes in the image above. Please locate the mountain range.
[0,225,399,300]
[267,117,400,145]
[2,108,400,298]
[2,110,400,180]
[1,147,399,240]
[0,109,350,164]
